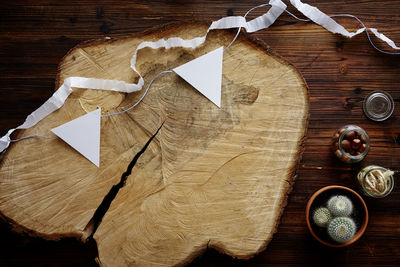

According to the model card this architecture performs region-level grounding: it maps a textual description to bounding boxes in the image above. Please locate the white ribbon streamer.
[0,77,143,151]
[1,0,399,153]
[290,0,400,52]
[0,0,284,153]
[370,28,400,50]
[290,0,365,38]
[246,0,287,32]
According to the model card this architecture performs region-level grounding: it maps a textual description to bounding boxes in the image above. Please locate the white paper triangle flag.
[51,108,101,167]
[173,46,223,107]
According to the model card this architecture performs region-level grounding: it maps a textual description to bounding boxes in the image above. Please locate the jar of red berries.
[331,125,370,163]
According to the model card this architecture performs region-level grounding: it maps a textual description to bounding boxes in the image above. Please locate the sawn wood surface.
[0,0,399,266]
[0,22,309,266]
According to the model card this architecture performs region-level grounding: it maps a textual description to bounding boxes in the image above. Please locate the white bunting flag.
[51,108,101,167]
[173,46,223,107]
[2,1,399,159]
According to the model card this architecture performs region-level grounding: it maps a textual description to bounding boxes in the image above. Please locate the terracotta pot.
[306,185,369,247]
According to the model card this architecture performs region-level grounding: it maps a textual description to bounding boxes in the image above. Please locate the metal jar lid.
[363,91,394,121]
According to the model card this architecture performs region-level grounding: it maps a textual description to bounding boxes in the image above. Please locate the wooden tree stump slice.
[0,23,308,266]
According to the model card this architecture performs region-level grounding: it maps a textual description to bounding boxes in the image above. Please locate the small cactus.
[328,217,356,243]
[327,195,353,217]
[312,207,332,227]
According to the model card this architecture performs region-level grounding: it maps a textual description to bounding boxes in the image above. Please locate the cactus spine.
[327,195,353,217]
[327,217,356,243]
[313,207,332,227]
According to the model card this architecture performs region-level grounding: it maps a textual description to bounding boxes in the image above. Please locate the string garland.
[228,3,400,55]
[8,71,175,142]
[101,70,175,118]
[1,0,399,154]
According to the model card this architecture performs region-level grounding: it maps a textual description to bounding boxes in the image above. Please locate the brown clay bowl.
[306,185,368,247]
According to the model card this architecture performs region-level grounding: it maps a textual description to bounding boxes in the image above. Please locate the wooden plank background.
[0,0,399,265]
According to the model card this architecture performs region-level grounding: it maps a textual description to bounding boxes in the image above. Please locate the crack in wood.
[82,122,164,240]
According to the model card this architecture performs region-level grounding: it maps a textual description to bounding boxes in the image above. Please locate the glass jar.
[357,165,394,198]
[363,91,394,121]
[331,125,370,163]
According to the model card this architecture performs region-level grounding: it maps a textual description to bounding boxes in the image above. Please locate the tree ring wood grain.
[0,22,309,266]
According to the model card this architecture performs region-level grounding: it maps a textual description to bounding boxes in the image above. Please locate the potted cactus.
[327,217,356,243]
[306,186,368,247]
[312,207,332,227]
[327,195,353,217]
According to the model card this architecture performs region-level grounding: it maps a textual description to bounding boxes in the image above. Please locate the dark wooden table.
[1,0,399,266]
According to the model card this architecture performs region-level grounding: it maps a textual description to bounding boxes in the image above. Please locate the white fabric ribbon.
[370,28,400,50]
[290,0,400,51]
[1,0,399,153]
[290,0,365,38]
[0,77,143,152]
[209,0,286,33]
[0,1,284,152]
